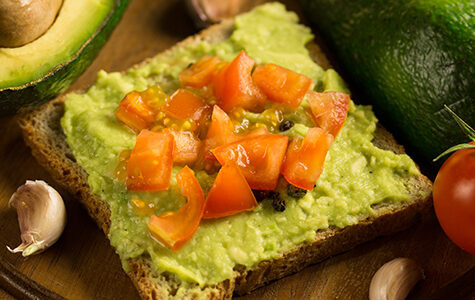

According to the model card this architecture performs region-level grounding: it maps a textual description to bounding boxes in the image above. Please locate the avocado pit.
[0,0,62,47]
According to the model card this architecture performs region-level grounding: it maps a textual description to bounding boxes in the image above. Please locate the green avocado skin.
[300,0,475,169]
[0,0,130,115]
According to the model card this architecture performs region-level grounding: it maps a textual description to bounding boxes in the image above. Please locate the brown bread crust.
[18,19,432,300]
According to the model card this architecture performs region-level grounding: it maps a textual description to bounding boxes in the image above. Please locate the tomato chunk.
[179,56,222,88]
[126,130,174,191]
[203,105,236,160]
[213,134,288,190]
[307,91,350,137]
[115,90,159,132]
[203,164,258,219]
[148,166,205,251]
[165,129,201,165]
[281,127,334,190]
[252,63,312,108]
[213,50,266,112]
[164,89,210,122]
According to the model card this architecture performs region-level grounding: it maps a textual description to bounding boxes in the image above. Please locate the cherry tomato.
[433,142,475,255]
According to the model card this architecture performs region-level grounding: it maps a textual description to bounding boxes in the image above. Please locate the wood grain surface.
[0,0,474,299]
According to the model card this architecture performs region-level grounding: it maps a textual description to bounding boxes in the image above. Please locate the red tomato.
[164,129,201,165]
[433,142,475,255]
[164,89,210,122]
[212,134,288,190]
[203,105,236,160]
[115,90,158,132]
[281,127,334,190]
[307,91,350,137]
[126,130,174,191]
[148,166,205,251]
[212,50,267,112]
[179,56,222,88]
[203,164,258,219]
[252,63,312,108]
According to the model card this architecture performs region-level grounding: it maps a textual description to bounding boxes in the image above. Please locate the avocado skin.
[0,0,131,115]
[300,0,475,168]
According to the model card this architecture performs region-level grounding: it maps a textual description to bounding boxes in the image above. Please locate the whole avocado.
[300,0,475,169]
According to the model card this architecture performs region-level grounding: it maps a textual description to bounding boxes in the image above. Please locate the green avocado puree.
[61,3,420,290]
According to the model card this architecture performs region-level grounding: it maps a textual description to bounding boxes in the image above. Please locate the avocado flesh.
[300,0,475,169]
[0,0,130,115]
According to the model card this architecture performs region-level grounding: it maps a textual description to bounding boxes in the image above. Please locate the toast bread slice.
[18,18,433,300]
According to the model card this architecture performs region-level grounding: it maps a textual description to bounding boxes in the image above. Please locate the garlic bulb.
[7,180,66,256]
[369,258,424,300]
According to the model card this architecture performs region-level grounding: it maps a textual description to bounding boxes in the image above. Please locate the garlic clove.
[186,0,266,28]
[7,180,66,257]
[369,258,425,300]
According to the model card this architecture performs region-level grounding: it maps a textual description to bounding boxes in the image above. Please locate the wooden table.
[0,0,473,299]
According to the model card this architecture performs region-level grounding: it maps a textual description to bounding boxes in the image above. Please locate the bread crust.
[18,18,432,300]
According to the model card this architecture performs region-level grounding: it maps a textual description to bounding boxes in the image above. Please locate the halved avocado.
[0,0,130,115]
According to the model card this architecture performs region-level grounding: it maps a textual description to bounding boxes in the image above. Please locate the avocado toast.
[19,3,432,299]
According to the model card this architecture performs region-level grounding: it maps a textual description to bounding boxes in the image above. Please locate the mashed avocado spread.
[61,3,420,288]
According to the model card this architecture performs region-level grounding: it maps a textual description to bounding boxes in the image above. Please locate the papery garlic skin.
[369,258,424,300]
[7,180,66,256]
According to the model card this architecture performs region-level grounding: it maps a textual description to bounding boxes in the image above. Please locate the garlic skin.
[7,180,66,257]
[369,258,425,300]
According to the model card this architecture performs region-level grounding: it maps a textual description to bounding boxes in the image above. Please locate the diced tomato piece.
[252,63,312,108]
[212,50,267,112]
[115,90,158,132]
[148,166,205,251]
[281,127,334,190]
[203,164,258,219]
[126,130,174,191]
[307,91,350,137]
[164,89,210,122]
[165,129,201,165]
[212,134,288,190]
[203,105,236,160]
[179,56,222,88]
[238,126,269,139]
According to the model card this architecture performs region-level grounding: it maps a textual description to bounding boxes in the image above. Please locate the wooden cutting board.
[0,0,473,299]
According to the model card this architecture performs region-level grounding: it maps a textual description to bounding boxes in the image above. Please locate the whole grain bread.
[18,18,433,300]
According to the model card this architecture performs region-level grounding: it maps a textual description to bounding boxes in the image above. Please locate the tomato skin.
[203,105,236,160]
[307,91,350,137]
[252,63,312,108]
[164,89,210,122]
[164,129,201,165]
[212,50,267,113]
[212,134,288,190]
[148,166,205,251]
[281,127,334,190]
[203,164,257,219]
[179,56,221,88]
[433,143,475,255]
[126,130,174,191]
[115,91,158,132]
